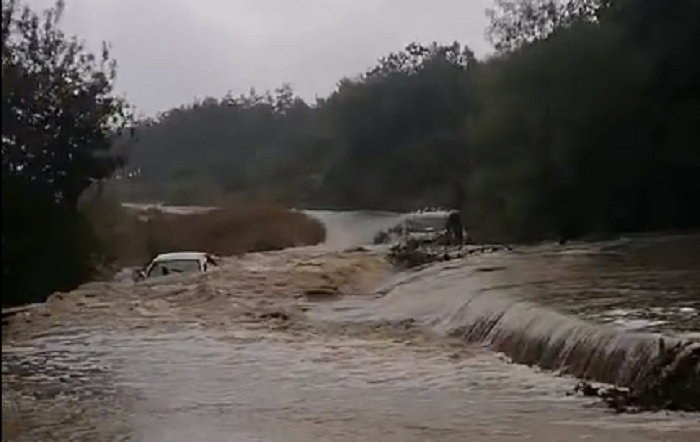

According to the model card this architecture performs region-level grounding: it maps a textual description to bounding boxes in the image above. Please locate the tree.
[469,0,700,240]
[2,0,131,306]
[117,1,700,240]
[313,42,477,209]
[116,85,330,205]
[487,0,606,52]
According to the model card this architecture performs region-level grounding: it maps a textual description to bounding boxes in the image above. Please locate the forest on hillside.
[118,0,700,242]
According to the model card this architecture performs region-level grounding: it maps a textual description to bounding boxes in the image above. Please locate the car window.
[147,259,201,278]
[405,216,446,233]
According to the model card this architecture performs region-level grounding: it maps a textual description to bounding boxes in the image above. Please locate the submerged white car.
[135,251,218,280]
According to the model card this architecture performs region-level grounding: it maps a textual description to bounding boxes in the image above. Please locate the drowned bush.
[83,198,326,268]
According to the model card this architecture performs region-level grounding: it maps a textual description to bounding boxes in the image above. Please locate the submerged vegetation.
[84,196,326,269]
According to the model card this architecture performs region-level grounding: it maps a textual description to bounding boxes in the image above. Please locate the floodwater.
[3,210,699,441]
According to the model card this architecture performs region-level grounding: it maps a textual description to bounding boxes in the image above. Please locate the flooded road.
[4,327,698,442]
[3,211,699,441]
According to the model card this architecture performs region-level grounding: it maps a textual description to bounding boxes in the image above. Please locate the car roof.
[407,210,450,219]
[152,252,207,262]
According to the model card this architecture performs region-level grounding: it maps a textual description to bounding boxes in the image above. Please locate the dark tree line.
[116,84,333,205]
[117,43,478,210]
[121,0,698,239]
[122,1,700,241]
[470,0,700,240]
[2,0,130,306]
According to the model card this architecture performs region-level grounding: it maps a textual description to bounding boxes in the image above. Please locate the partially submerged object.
[133,251,218,281]
[373,210,458,245]
[387,239,511,269]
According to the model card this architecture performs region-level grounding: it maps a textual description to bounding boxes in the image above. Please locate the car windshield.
[404,216,446,233]
[147,259,201,278]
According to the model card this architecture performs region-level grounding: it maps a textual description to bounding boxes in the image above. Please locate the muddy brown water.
[3,210,700,441]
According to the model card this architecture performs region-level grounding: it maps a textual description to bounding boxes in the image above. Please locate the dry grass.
[143,204,326,258]
[82,195,326,267]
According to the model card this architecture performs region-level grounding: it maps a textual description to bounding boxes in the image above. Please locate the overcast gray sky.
[33,0,494,116]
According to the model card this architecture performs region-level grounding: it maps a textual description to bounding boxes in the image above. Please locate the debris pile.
[573,339,700,413]
[387,238,511,269]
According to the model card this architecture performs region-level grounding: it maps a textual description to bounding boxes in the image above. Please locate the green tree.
[117,86,332,205]
[486,0,609,52]
[2,0,130,306]
[313,42,477,209]
[467,0,700,240]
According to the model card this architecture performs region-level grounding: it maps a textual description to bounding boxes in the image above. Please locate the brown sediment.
[3,236,699,416]
[1,248,391,339]
[2,419,23,439]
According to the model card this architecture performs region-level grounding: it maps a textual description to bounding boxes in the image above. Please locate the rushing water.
[3,209,699,441]
[311,236,700,389]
